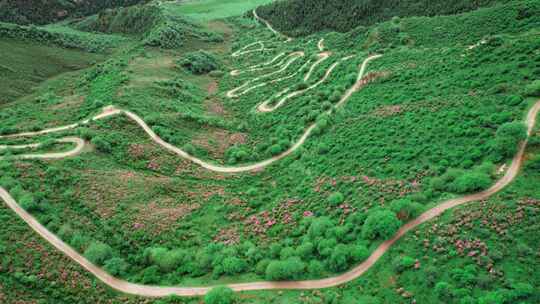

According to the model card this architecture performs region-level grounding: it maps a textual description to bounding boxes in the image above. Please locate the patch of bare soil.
[80,170,172,218]
[48,95,85,111]
[191,129,247,158]
[133,200,200,235]
[125,55,176,89]
[207,20,233,37]
[207,80,219,95]
[373,105,403,117]
[205,98,227,116]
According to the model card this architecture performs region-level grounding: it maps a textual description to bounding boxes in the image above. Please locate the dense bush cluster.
[258,0,503,36]
[0,22,119,52]
[74,5,161,35]
[179,51,220,75]
[0,0,149,25]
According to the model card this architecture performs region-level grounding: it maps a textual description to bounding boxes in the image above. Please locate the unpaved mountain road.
[0,100,538,297]
[1,4,539,298]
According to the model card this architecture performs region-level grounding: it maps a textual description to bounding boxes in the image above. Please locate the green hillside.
[257,0,507,36]
[0,0,539,303]
[0,0,149,25]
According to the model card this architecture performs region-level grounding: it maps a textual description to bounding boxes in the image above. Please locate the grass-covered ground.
[0,38,105,104]
[162,0,274,21]
[0,0,539,302]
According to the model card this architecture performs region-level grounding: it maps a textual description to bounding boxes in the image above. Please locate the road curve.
[253,9,292,42]
[0,101,538,297]
[227,51,306,98]
[0,55,381,173]
[0,137,85,160]
[318,38,325,51]
[257,54,349,113]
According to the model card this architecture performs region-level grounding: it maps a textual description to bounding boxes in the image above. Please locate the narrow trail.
[0,55,380,174]
[0,137,85,160]
[253,8,292,42]
[257,54,351,113]
[0,101,538,297]
[231,41,267,57]
[226,51,306,98]
[318,38,325,51]
[230,52,286,76]
[304,51,331,81]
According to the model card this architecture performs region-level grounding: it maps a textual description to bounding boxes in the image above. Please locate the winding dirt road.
[318,38,325,51]
[0,137,85,160]
[0,101,538,297]
[253,8,292,42]
[0,55,380,174]
[257,54,351,113]
[1,4,539,298]
[227,51,306,98]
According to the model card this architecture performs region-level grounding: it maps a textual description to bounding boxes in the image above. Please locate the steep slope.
[257,0,506,36]
[0,0,149,25]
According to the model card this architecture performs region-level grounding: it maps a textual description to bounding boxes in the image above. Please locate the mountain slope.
[257,0,506,36]
[0,0,150,25]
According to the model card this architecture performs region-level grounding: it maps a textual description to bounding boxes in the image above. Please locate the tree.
[450,171,491,193]
[435,281,453,300]
[361,209,401,240]
[91,136,112,153]
[104,257,129,276]
[328,244,350,272]
[307,260,324,276]
[180,51,219,75]
[84,242,113,266]
[221,257,247,275]
[146,247,185,272]
[491,122,527,160]
[265,257,305,280]
[204,286,236,304]
[390,199,422,220]
[328,192,345,206]
[308,217,333,239]
[524,80,540,97]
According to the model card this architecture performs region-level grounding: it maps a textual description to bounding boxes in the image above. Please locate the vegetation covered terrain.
[0,0,539,303]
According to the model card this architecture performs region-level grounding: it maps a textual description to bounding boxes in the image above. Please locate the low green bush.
[179,51,219,74]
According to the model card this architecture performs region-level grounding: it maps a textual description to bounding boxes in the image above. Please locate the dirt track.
[1,5,539,298]
[0,101,538,296]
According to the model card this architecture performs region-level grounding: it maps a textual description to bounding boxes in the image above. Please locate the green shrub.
[361,209,401,240]
[328,192,345,206]
[204,286,235,304]
[221,257,247,275]
[179,51,219,75]
[450,171,491,193]
[491,122,527,160]
[393,255,416,273]
[390,199,422,220]
[527,154,540,170]
[504,95,524,106]
[104,257,129,276]
[84,242,113,266]
[265,257,306,280]
[524,80,540,97]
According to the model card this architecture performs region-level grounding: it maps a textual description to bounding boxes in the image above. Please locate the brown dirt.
[134,200,200,235]
[207,80,219,95]
[49,95,85,111]
[205,98,228,116]
[373,105,404,117]
[191,129,247,158]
